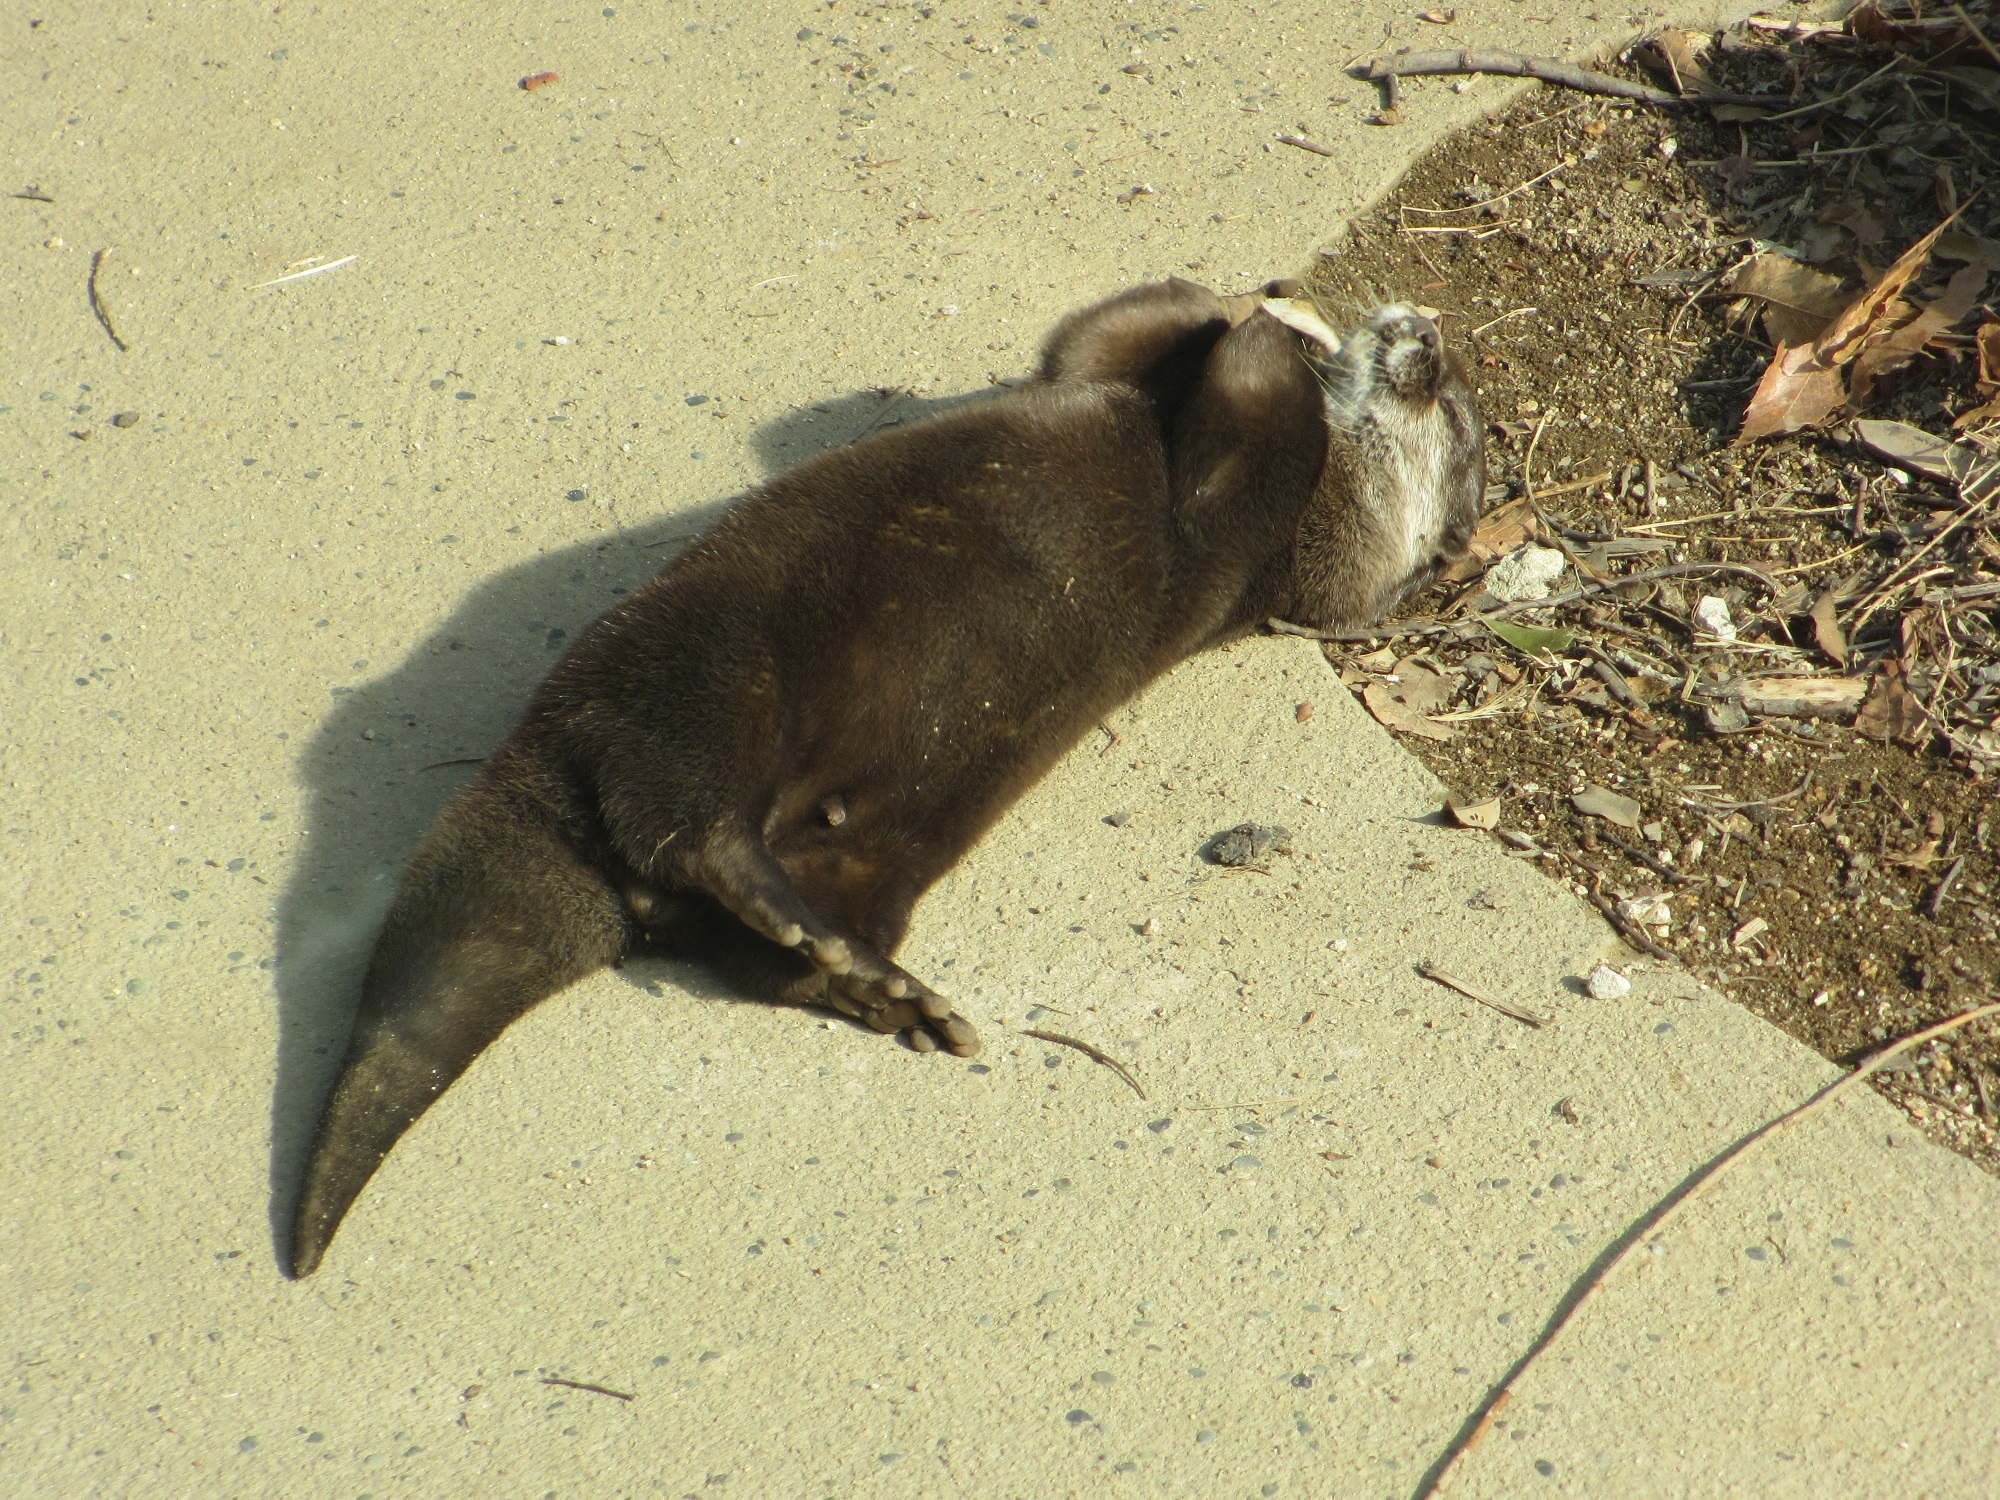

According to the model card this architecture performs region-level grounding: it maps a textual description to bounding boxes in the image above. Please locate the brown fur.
[287,278,1482,1277]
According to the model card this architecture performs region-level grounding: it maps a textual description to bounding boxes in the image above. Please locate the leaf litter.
[1301,2,2000,1178]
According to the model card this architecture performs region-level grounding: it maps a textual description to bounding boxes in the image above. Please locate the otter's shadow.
[267,383,995,1273]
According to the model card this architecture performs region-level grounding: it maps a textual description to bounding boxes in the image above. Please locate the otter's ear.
[1258,297,1344,357]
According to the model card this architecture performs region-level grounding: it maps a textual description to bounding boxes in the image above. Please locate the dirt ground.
[1301,15,2000,1174]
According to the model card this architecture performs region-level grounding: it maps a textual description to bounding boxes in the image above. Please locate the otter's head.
[1263,298,1485,631]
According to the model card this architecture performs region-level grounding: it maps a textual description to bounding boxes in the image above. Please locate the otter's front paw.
[824,952,980,1057]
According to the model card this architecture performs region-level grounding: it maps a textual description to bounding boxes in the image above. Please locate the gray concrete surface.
[6,3,1998,1496]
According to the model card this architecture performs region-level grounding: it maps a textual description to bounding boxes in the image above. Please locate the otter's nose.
[1378,310,1445,398]
[1378,310,1440,353]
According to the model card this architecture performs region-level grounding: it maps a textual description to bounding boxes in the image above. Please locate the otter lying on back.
[288,278,1483,1277]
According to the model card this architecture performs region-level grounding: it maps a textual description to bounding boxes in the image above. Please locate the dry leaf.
[1448,796,1500,829]
[1361,682,1457,740]
[1820,199,1886,251]
[1847,264,1989,410]
[1937,232,2000,272]
[1709,103,1768,123]
[1572,784,1642,828]
[1855,419,1993,495]
[1979,318,2000,386]
[1731,253,1850,347]
[1809,589,1848,667]
[1884,839,1942,870]
[1389,660,1453,714]
[1439,495,1537,583]
[1736,339,1847,442]
[1854,660,1929,746]
[1821,215,1959,369]
[1645,29,1716,95]
[1737,216,1961,444]
[1354,645,1398,673]
[1715,153,1756,193]
[1418,8,1457,22]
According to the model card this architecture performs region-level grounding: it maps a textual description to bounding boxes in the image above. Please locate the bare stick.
[1022,1029,1147,1100]
[1415,962,1551,1028]
[1488,561,1781,618]
[1417,1000,2000,1498]
[1587,891,1676,962]
[1266,616,1449,644]
[540,1376,635,1402]
[88,249,127,352]
[1927,854,1968,919]
[1353,50,1776,109]
[1276,133,1337,157]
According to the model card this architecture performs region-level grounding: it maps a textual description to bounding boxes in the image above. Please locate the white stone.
[1693,595,1737,641]
[1587,963,1632,1000]
[1616,894,1673,930]
[1484,544,1567,603]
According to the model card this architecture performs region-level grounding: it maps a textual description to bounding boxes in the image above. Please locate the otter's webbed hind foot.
[690,835,980,1057]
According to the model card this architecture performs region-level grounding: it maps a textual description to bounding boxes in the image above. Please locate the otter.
[288,278,1483,1277]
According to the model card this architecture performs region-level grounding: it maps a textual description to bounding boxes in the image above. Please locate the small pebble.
[1586,963,1631,1000]
[112,411,140,428]
[1693,595,1737,642]
[1484,544,1566,603]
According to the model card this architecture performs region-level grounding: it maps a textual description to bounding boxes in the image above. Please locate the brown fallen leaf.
[1960,318,2000,428]
[1572,784,1642,828]
[1447,796,1501,830]
[1361,682,1457,741]
[1809,589,1848,667]
[1418,8,1457,22]
[1639,29,1716,96]
[1884,839,1942,870]
[1854,660,1929,746]
[1737,215,1962,443]
[1390,660,1453,714]
[1848,263,1990,410]
[1732,253,1852,347]
[1736,339,1848,443]
[1439,495,1538,583]
[1854,419,1995,497]
[1821,199,1886,251]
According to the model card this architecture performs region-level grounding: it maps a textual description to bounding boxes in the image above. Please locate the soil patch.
[1302,9,2000,1171]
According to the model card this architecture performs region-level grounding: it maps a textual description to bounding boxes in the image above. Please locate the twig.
[12,187,55,203]
[1530,470,1614,502]
[540,1376,635,1402]
[1022,1029,1147,1100]
[419,756,487,773]
[88,249,127,352]
[1520,412,1552,506]
[1486,561,1781,619]
[1469,305,1538,337]
[1681,768,1815,815]
[1758,56,1905,125]
[1417,1000,2000,1499]
[1415,962,1551,1028]
[1927,854,1968,919]
[1276,133,1337,157]
[1958,4,2000,70]
[250,254,359,289]
[1404,162,1569,216]
[1353,49,1780,109]
[1267,616,1450,643]
[1587,891,1676,961]
[1594,825,1700,886]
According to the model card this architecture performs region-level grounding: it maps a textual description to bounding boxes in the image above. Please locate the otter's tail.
[288,773,629,1277]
